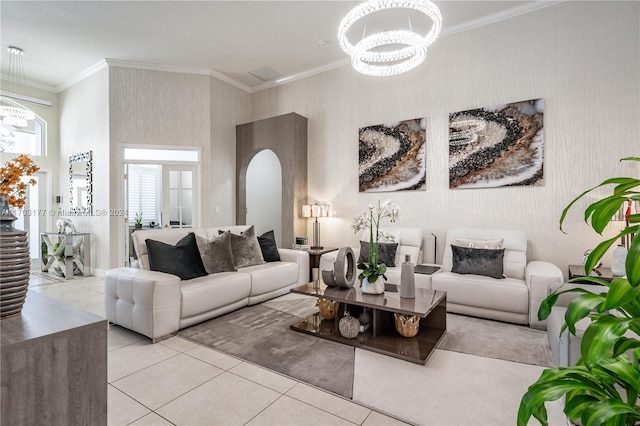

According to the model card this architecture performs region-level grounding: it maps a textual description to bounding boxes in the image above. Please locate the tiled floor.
[28,272,409,426]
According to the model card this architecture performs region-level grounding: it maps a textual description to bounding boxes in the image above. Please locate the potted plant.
[352,199,400,294]
[134,212,143,229]
[518,157,640,426]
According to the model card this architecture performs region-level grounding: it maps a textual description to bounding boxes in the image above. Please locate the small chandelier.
[338,0,442,77]
[1,46,35,128]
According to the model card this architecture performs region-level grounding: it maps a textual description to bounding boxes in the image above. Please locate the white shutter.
[127,164,159,225]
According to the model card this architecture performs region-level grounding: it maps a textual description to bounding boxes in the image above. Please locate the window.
[127,164,160,225]
[0,98,44,156]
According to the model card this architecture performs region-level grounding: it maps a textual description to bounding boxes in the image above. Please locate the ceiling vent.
[248,66,281,82]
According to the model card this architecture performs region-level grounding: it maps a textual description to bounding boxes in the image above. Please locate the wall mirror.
[69,150,93,215]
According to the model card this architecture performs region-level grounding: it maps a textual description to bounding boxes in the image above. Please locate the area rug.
[440,313,554,367]
[178,294,554,400]
[178,297,356,398]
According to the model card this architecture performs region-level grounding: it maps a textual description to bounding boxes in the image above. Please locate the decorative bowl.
[316,298,339,320]
[394,313,420,338]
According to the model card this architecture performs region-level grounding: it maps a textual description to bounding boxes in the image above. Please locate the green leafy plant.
[518,157,640,426]
[134,212,143,227]
[351,199,400,282]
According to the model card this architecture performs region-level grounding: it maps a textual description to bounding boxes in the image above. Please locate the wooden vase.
[0,194,30,319]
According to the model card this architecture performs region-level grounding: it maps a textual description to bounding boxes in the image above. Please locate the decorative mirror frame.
[69,150,93,215]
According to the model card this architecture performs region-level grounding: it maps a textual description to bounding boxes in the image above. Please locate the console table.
[41,232,91,278]
[1,291,107,425]
[290,281,447,364]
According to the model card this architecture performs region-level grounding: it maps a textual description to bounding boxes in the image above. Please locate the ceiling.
[0,1,558,93]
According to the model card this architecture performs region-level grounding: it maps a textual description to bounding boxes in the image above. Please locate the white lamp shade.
[302,203,329,218]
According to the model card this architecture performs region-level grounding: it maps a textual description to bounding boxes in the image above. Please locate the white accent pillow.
[453,237,504,249]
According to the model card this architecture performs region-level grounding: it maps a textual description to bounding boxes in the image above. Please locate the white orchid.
[352,200,401,281]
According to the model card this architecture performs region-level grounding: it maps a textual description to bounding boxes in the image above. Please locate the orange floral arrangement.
[0,154,40,208]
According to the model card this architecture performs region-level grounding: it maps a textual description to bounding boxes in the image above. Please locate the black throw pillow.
[145,232,208,280]
[451,245,505,279]
[257,230,281,262]
[357,241,398,267]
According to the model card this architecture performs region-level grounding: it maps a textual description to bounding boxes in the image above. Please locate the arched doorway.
[246,149,282,245]
[236,112,308,248]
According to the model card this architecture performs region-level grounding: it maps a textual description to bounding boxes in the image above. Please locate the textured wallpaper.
[250,1,640,275]
[59,68,110,273]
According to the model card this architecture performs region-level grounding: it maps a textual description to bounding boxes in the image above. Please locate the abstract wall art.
[448,98,544,189]
[358,117,426,192]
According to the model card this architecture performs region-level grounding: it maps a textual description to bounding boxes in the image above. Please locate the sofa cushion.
[257,230,281,262]
[145,232,208,280]
[454,237,504,249]
[240,262,299,296]
[451,245,505,279]
[196,231,236,274]
[357,241,398,267]
[220,225,265,268]
[431,271,529,315]
[180,272,251,319]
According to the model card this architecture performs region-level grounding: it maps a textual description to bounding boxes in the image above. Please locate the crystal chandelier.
[338,0,442,77]
[1,47,35,128]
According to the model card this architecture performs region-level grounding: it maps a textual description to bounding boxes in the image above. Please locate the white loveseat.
[319,227,432,287]
[105,226,309,341]
[430,228,564,327]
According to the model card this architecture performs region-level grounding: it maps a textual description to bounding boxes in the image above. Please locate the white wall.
[250,1,640,276]
[108,67,250,266]
[209,76,251,226]
[59,67,110,275]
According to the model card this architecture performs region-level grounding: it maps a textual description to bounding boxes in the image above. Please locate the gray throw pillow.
[221,226,265,268]
[196,231,236,274]
[451,245,505,279]
[357,241,398,267]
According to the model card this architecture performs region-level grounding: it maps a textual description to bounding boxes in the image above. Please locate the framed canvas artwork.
[358,117,426,192]
[449,98,544,189]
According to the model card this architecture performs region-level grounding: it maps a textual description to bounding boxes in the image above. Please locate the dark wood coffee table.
[290,281,447,364]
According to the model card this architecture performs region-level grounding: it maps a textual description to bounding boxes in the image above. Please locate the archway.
[246,149,282,245]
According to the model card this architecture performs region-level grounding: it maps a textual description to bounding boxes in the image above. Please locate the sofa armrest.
[526,260,564,330]
[278,248,310,286]
[105,267,181,341]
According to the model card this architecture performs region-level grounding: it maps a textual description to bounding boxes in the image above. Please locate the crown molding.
[56,60,108,92]
[0,73,57,93]
[49,0,564,95]
[251,58,350,93]
[209,69,251,93]
[441,0,565,38]
[62,58,253,93]
[250,1,564,93]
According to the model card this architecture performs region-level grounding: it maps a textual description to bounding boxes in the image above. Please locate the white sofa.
[546,282,609,366]
[430,228,564,327]
[318,227,433,288]
[105,226,309,341]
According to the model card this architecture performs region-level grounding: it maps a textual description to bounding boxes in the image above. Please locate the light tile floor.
[28,272,409,426]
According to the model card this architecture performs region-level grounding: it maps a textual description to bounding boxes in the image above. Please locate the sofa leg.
[152,333,176,344]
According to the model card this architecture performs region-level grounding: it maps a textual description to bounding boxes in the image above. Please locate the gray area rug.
[178,297,356,398]
[179,295,554,399]
[440,313,554,367]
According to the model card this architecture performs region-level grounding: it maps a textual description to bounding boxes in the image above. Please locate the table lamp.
[302,203,329,249]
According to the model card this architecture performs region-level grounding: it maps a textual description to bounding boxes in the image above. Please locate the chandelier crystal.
[338,0,442,77]
[1,46,34,128]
